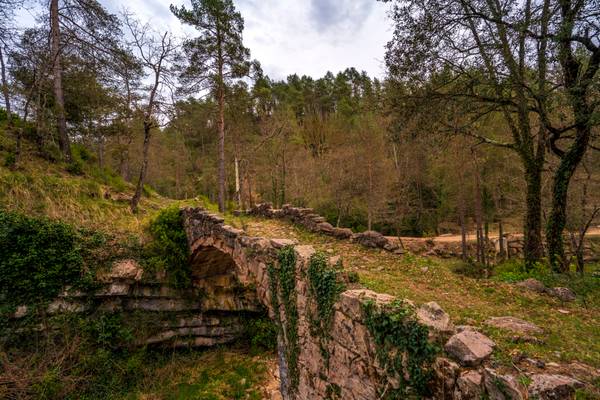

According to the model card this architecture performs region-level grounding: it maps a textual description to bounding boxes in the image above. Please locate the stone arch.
[181,207,478,400]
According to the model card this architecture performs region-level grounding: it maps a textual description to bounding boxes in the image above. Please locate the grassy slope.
[242,217,600,371]
[0,148,276,400]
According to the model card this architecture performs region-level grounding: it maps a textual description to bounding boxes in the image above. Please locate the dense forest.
[1,1,600,399]
[0,1,599,265]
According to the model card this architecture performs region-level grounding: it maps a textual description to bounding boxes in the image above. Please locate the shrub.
[146,206,191,288]
[0,210,84,309]
[66,158,85,175]
[493,259,551,283]
[242,315,278,352]
[82,313,134,349]
[4,152,16,168]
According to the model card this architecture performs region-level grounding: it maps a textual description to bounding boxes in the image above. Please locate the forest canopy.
[0,0,598,270]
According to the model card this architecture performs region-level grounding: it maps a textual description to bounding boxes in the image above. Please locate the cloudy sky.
[16,0,392,80]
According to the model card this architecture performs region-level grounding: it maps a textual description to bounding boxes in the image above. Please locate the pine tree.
[171,0,251,212]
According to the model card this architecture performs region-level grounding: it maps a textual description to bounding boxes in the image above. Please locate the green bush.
[66,158,85,175]
[146,206,191,288]
[82,313,134,350]
[0,210,84,309]
[493,259,551,284]
[4,151,16,168]
[242,315,278,352]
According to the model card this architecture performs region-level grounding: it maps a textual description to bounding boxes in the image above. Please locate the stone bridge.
[183,207,394,399]
[33,207,586,400]
[182,208,577,400]
[27,208,581,400]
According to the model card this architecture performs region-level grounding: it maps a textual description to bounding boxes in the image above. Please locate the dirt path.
[392,227,600,244]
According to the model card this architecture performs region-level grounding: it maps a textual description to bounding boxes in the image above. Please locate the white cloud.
[236,0,391,79]
[14,0,392,80]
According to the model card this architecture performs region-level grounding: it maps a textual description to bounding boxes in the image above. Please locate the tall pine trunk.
[50,0,71,161]
[216,27,226,213]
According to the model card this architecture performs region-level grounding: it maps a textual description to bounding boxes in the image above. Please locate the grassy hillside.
[0,137,276,400]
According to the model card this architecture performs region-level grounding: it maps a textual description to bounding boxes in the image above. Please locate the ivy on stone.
[362,299,439,398]
[307,251,345,365]
[267,246,300,394]
[0,210,85,311]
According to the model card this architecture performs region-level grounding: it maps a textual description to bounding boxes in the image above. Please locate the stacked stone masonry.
[29,207,596,399]
[182,208,592,399]
[245,203,599,262]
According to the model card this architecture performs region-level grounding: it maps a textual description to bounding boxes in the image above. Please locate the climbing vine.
[307,251,345,364]
[362,299,439,398]
[267,246,300,394]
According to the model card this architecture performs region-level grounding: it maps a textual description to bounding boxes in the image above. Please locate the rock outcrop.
[484,316,543,335]
[528,374,584,400]
[445,330,496,367]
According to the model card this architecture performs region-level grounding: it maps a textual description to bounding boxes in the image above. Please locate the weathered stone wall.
[245,203,599,263]
[183,207,589,400]
[31,207,591,399]
[16,256,262,348]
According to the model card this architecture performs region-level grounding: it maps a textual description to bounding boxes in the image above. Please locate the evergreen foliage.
[146,205,191,288]
[0,210,87,311]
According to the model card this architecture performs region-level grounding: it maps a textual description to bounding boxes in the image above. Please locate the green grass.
[244,217,600,370]
[121,349,272,400]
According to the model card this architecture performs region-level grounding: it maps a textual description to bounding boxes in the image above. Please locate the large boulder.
[528,374,584,400]
[515,278,547,293]
[332,227,353,239]
[445,330,495,366]
[351,231,389,249]
[484,316,543,335]
[416,301,455,340]
[99,259,144,282]
[431,357,461,398]
[454,370,484,400]
[548,287,577,302]
[483,368,525,400]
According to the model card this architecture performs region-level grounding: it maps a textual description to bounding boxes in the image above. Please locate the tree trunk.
[367,159,373,231]
[280,144,286,207]
[130,122,151,213]
[0,44,16,166]
[523,161,544,268]
[216,28,226,213]
[234,157,241,209]
[546,125,591,272]
[50,0,71,161]
[498,220,505,261]
[474,170,484,265]
[459,201,467,261]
